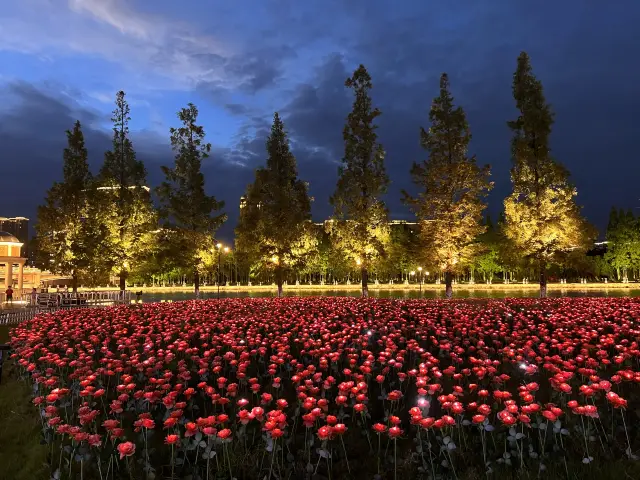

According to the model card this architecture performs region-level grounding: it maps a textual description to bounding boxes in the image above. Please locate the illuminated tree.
[403,74,493,298]
[503,52,593,297]
[36,121,109,291]
[157,103,226,297]
[329,64,390,297]
[473,215,503,283]
[98,91,157,290]
[235,113,316,297]
[604,208,640,281]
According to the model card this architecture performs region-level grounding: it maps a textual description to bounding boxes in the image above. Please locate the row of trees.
[36,93,225,295]
[236,52,592,298]
[36,52,597,298]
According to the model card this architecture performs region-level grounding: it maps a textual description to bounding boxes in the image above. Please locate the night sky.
[1,0,639,243]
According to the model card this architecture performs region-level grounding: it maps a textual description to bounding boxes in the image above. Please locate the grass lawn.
[0,325,49,480]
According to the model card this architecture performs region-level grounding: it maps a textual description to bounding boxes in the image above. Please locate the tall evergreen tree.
[98,91,157,290]
[157,103,226,297]
[503,52,593,297]
[35,121,108,291]
[403,74,493,298]
[329,64,390,297]
[235,113,315,297]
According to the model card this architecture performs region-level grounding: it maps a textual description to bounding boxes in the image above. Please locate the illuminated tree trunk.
[445,270,453,299]
[539,259,547,298]
[119,270,126,291]
[194,268,200,298]
[72,270,78,294]
[361,267,369,298]
[276,265,284,298]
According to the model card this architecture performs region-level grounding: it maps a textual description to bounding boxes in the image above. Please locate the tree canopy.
[329,64,390,297]
[35,121,109,291]
[235,112,316,296]
[403,73,493,298]
[502,52,593,297]
[157,103,226,296]
[98,91,157,290]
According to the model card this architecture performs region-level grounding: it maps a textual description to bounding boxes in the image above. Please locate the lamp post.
[418,266,423,292]
[216,243,223,299]
[223,247,229,287]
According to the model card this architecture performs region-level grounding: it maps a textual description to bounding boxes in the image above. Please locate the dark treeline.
[35,52,631,298]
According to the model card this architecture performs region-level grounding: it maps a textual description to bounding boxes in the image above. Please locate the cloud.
[224,104,250,116]
[220,0,640,232]
[3,0,640,240]
[0,0,241,91]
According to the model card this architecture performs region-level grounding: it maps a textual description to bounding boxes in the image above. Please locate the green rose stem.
[171,443,175,480]
[393,437,397,480]
[580,416,590,464]
[377,433,381,475]
[269,439,277,479]
[224,442,233,480]
[339,435,350,474]
[621,409,632,457]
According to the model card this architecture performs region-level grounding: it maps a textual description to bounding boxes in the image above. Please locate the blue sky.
[1,0,639,242]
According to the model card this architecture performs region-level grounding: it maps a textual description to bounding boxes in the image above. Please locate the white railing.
[0,290,133,325]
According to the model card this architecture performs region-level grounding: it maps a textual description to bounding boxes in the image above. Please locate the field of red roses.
[8,297,640,479]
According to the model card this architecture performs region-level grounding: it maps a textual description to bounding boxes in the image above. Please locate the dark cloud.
[197,45,297,106]
[239,0,640,233]
[224,103,250,116]
[4,0,640,244]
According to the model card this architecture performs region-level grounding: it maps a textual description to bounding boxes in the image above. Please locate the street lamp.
[216,243,225,299]
[223,247,230,285]
[418,266,423,292]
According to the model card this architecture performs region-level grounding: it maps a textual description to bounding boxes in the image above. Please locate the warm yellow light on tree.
[216,243,222,249]
[418,266,422,272]
[223,247,229,253]
[356,258,362,266]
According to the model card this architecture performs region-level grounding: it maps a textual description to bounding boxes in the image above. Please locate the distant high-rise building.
[0,217,29,257]
[0,217,28,239]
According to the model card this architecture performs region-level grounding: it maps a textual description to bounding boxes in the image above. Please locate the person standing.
[5,286,13,304]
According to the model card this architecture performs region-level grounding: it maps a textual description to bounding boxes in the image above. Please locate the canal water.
[139,289,640,303]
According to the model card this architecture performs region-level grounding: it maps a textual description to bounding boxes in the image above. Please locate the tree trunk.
[444,270,453,299]
[361,267,369,298]
[539,259,547,298]
[276,266,284,298]
[72,271,78,294]
[194,268,200,298]
[119,270,126,291]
